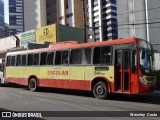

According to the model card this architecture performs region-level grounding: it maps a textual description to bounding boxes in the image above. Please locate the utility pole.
[56,0,60,42]
[82,0,87,43]
[145,0,149,42]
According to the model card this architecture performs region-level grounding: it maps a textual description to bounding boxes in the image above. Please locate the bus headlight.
[139,77,146,85]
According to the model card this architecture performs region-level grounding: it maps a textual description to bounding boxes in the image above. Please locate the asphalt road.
[0,84,160,120]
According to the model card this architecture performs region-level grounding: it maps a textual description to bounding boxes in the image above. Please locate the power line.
[118,17,160,24]
[85,21,160,30]
[118,5,160,16]
[118,21,160,26]
[118,26,160,30]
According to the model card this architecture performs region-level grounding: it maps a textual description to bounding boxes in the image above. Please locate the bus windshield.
[140,48,155,75]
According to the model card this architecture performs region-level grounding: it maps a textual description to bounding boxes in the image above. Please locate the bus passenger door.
[115,50,131,93]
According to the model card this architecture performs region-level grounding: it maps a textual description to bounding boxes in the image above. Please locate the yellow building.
[36,24,84,44]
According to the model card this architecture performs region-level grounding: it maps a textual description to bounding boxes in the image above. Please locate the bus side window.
[93,47,100,64]
[6,56,11,66]
[40,52,47,65]
[21,55,26,66]
[16,55,21,66]
[132,49,137,73]
[62,51,69,65]
[11,56,16,66]
[82,48,91,65]
[55,51,62,65]
[28,54,33,66]
[101,46,111,64]
[70,49,82,65]
[93,46,111,64]
[46,52,54,65]
[33,53,39,66]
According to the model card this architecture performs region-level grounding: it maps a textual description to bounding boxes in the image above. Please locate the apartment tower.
[0,0,4,38]
[87,0,118,42]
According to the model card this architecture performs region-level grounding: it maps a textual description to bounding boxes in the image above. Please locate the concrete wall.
[0,36,17,52]
[117,0,147,39]
[117,0,160,44]
[59,24,84,43]
[147,0,160,44]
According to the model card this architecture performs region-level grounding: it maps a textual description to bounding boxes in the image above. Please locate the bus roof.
[7,38,139,56]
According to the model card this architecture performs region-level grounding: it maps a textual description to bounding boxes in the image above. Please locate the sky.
[4,0,9,24]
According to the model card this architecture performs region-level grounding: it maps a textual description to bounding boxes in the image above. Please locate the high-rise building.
[87,0,118,42]
[23,0,58,31]
[58,0,84,29]
[117,0,160,44]
[0,0,5,38]
[9,0,24,35]
[23,0,47,31]
[46,0,57,25]
[4,23,10,37]
[23,0,84,31]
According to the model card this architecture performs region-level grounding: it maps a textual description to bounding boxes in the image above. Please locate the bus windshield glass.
[139,42,155,75]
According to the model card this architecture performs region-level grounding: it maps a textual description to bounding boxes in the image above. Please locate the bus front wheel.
[28,78,38,91]
[93,81,108,99]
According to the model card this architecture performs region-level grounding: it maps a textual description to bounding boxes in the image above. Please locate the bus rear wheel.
[28,78,38,91]
[93,81,108,99]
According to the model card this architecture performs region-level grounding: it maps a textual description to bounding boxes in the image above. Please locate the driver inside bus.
[101,50,111,64]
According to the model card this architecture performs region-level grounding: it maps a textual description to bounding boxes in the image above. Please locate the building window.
[94,4,98,7]
[93,15,99,19]
[67,13,73,18]
[59,16,63,20]
[93,9,99,13]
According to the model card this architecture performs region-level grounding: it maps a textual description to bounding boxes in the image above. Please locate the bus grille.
[145,76,156,82]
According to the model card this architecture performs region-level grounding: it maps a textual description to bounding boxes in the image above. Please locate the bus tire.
[28,78,38,91]
[93,81,108,99]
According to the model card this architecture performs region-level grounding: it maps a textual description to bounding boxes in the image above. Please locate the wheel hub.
[96,86,105,95]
